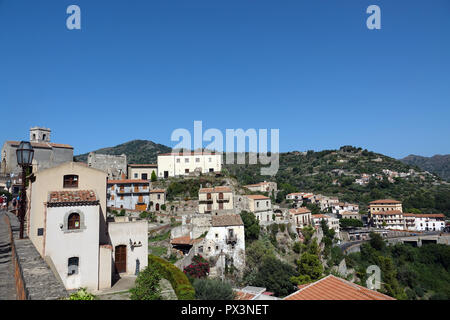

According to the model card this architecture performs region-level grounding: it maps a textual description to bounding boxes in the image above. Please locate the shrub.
[148,255,195,300]
[67,288,96,300]
[183,255,210,279]
[193,278,235,300]
[130,266,162,300]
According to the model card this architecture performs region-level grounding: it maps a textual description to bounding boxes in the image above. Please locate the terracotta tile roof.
[312,214,331,219]
[108,179,150,184]
[369,199,402,204]
[235,291,256,300]
[245,194,270,200]
[128,164,157,168]
[372,210,403,216]
[212,214,243,227]
[47,190,99,207]
[244,182,270,188]
[150,189,166,193]
[199,186,232,193]
[171,236,193,245]
[289,207,311,215]
[6,140,73,149]
[284,275,395,300]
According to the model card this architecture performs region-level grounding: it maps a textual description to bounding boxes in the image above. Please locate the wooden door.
[115,245,127,273]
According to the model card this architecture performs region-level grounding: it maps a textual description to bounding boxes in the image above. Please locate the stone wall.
[87,152,127,179]
[4,212,68,300]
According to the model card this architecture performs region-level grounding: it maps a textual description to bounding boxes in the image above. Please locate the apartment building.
[371,211,405,230]
[369,199,403,214]
[107,179,150,211]
[157,152,222,178]
[404,213,446,231]
[198,186,234,214]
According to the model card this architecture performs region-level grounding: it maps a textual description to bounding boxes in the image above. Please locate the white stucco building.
[404,213,446,231]
[157,152,222,178]
[289,207,312,231]
[128,164,157,180]
[311,214,340,240]
[199,214,245,274]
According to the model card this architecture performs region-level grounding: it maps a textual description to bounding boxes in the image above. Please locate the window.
[209,158,212,162]
[196,158,200,163]
[215,233,218,238]
[68,257,79,275]
[142,173,148,180]
[176,158,180,163]
[157,194,161,200]
[215,246,219,250]
[185,158,189,163]
[134,173,138,178]
[63,175,78,188]
[111,195,115,200]
[68,213,81,230]
[185,169,189,173]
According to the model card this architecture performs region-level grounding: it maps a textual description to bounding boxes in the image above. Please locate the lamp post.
[16,141,34,239]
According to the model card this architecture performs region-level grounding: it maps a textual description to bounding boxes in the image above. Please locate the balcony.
[217,197,230,203]
[226,234,237,245]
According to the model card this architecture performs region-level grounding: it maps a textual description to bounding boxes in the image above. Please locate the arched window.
[63,175,79,188]
[68,213,80,230]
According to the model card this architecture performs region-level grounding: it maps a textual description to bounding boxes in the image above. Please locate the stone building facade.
[1,127,73,175]
[87,152,127,180]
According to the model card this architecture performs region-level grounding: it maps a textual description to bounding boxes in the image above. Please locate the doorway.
[115,245,127,273]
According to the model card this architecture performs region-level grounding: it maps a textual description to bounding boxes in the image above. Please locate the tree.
[240,211,260,241]
[369,232,386,251]
[291,252,323,285]
[151,171,157,182]
[339,218,363,229]
[251,256,298,297]
[193,278,235,300]
[130,266,162,300]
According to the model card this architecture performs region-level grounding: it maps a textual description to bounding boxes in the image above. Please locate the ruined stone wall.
[87,153,127,179]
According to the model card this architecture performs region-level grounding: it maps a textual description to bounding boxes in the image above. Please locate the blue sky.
[0,0,449,158]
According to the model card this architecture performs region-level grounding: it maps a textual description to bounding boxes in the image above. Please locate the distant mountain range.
[400,154,450,181]
[74,140,171,164]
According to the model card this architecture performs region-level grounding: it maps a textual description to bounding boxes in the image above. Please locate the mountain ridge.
[400,154,450,181]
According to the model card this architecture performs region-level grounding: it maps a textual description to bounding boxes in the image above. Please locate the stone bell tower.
[30,127,51,143]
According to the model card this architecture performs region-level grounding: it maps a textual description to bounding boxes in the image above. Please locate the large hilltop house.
[157,151,222,178]
[128,163,157,180]
[1,127,73,175]
[244,194,274,224]
[26,162,148,291]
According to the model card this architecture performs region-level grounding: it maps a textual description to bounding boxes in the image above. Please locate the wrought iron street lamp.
[6,179,11,192]
[16,141,34,239]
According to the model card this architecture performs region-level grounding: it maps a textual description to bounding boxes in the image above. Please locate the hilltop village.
[0,127,449,300]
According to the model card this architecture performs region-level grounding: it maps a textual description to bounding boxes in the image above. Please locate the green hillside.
[74,140,171,164]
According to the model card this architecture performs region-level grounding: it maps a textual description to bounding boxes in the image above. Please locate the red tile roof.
[246,194,270,200]
[212,214,243,227]
[170,236,193,245]
[47,190,99,207]
[199,186,232,193]
[369,199,402,204]
[284,275,395,300]
[235,291,256,300]
[150,189,166,193]
[403,213,445,218]
[289,207,311,215]
[371,210,403,216]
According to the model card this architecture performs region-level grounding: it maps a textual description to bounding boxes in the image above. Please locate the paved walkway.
[0,210,17,300]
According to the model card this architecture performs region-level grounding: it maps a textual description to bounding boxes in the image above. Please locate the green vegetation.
[193,278,235,300]
[74,139,171,164]
[240,211,260,242]
[183,255,210,279]
[151,171,157,182]
[149,230,170,242]
[148,255,195,300]
[149,246,167,257]
[224,146,450,216]
[66,288,96,300]
[339,218,364,229]
[345,233,450,299]
[130,266,162,300]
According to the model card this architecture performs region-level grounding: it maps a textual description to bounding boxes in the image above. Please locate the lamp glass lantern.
[6,179,11,190]
[16,141,34,167]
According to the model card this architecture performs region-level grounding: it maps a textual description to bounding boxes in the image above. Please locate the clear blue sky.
[0,0,449,158]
